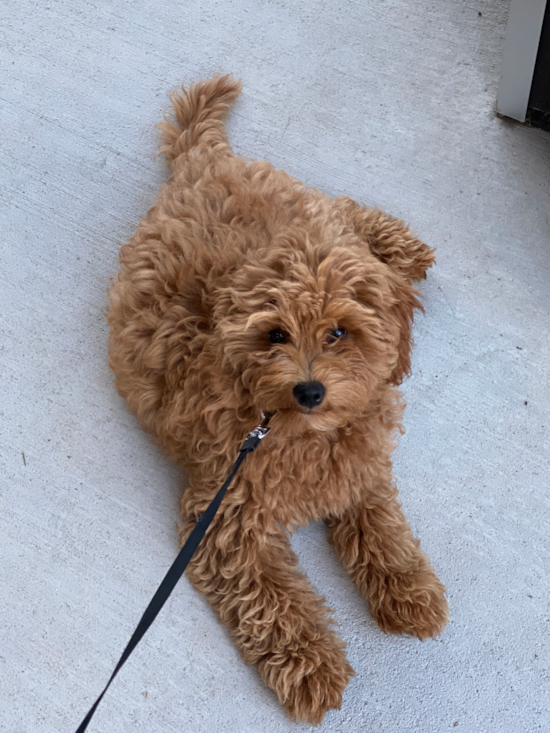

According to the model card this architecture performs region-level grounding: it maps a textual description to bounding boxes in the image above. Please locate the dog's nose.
[293,381,326,409]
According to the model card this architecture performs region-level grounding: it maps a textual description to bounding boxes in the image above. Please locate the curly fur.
[107,74,448,724]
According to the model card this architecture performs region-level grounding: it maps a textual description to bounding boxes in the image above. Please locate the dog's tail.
[159,74,242,164]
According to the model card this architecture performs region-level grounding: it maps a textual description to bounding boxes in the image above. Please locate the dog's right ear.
[338,197,435,283]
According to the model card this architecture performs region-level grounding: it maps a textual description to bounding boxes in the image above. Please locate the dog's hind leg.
[159,74,242,164]
[326,484,449,640]
[180,473,354,725]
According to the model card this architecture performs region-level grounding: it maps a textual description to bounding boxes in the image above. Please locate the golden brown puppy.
[107,75,448,725]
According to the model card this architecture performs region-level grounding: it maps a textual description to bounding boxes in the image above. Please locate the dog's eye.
[268,329,289,345]
[326,327,348,344]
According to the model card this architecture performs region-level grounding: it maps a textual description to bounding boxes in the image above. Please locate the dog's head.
[213,216,434,434]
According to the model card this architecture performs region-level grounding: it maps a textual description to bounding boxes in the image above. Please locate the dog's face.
[215,240,422,434]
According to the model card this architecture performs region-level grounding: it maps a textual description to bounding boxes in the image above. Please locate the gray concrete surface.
[1,1,549,731]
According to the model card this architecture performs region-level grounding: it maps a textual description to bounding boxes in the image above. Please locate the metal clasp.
[239,411,273,453]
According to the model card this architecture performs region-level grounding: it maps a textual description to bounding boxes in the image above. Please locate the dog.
[107,74,448,725]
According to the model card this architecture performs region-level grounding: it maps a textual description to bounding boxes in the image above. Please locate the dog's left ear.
[339,198,435,385]
[383,273,423,385]
[339,197,435,283]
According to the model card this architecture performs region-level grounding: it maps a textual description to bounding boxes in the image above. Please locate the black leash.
[75,413,272,733]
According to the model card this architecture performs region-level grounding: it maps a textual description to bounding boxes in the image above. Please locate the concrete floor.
[1,1,549,731]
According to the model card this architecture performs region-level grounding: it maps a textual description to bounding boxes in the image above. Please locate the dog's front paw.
[369,564,449,640]
[258,633,354,725]
[283,655,353,725]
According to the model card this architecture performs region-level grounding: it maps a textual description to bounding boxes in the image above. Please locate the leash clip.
[239,411,273,453]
